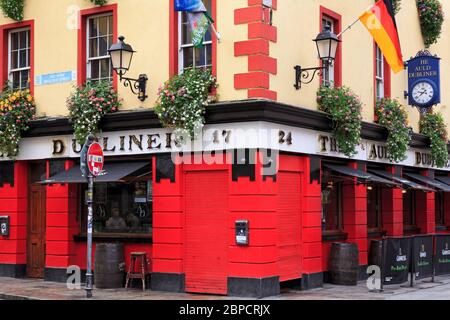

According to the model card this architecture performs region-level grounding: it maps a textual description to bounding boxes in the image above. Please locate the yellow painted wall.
[0,0,449,134]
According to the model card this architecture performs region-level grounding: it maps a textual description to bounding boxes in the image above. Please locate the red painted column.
[0,161,28,277]
[416,170,435,234]
[151,155,184,284]
[45,160,78,275]
[234,0,278,100]
[300,156,323,280]
[381,166,403,237]
[342,162,368,266]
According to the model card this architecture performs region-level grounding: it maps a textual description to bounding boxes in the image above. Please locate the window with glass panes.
[403,189,416,229]
[367,185,382,230]
[321,17,335,87]
[87,13,113,82]
[179,0,212,72]
[8,28,30,90]
[375,45,385,101]
[435,191,445,226]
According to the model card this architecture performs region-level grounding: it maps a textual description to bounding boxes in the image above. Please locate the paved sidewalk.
[0,276,449,300]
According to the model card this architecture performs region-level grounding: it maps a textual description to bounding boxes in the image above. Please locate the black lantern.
[294,26,341,90]
[108,36,148,102]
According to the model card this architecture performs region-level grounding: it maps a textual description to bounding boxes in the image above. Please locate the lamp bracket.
[294,65,326,90]
[120,74,148,102]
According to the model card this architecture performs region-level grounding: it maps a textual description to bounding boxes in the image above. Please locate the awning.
[404,173,450,192]
[435,176,450,187]
[41,162,151,184]
[325,165,399,186]
[369,170,434,192]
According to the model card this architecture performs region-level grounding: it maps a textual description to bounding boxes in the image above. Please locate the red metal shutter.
[277,171,302,282]
[185,170,228,295]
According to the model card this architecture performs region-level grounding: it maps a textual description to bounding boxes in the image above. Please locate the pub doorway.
[27,161,47,278]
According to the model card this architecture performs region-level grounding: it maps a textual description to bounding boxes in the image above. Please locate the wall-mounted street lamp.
[294,27,340,90]
[108,36,148,102]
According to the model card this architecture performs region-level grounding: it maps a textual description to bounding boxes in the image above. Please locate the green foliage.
[0,0,24,21]
[155,68,217,139]
[317,86,363,158]
[419,111,449,168]
[417,0,444,47]
[0,86,36,157]
[375,98,411,163]
[67,81,121,145]
[90,0,108,6]
[393,0,401,14]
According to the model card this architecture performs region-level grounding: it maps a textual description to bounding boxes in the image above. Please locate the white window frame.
[8,27,31,90]
[178,8,213,74]
[321,17,335,87]
[375,45,385,101]
[86,12,113,82]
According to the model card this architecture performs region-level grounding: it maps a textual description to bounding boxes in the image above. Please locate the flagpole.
[211,23,221,43]
[337,4,373,38]
[337,18,360,38]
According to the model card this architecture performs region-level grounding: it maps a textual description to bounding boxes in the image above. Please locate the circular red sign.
[87,143,104,177]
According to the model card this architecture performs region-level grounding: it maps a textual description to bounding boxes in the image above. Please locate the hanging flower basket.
[375,98,411,163]
[67,81,121,145]
[0,87,36,157]
[155,68,217,140]
[0,0,24,21]
[417,0,444,48]
[317,86,363,158]
[419,111,448,168]
[393,0,402,14]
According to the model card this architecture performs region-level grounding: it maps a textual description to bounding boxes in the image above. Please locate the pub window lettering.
[8,28,31,90]
[86,13,113,82]
[178,0,212,72]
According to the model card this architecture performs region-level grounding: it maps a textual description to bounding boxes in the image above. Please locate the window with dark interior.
[367,184,382,232]
[79,163,152,237]
[8,28,31,90]
[179,0,212,72]
[86,13,113,82]
[403,189,416,232]
[321,168,343,233]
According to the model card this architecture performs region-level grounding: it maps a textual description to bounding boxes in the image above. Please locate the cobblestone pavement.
[0,276,449,300]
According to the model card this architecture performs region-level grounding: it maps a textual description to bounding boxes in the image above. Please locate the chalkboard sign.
[435,235,450,276]
[383,237,412,285]
[412,235,434,280]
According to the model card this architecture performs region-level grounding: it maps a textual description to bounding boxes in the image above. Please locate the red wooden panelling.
[277,170,302,282]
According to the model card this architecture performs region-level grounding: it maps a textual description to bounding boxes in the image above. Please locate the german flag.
[359,0,403,73]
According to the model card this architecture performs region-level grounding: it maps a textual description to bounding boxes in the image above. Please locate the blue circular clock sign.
[407,50,441,114]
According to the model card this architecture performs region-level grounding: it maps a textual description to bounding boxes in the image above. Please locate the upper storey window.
[86,13,113,82]
[178,0,212,72]
[321,17,335,87]
[375,45,385,101]
[8,28,31,90]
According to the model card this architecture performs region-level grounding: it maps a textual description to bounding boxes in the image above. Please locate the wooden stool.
[125,252,150,291]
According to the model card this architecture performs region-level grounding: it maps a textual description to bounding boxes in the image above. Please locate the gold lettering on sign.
[72,139,82,154]
[318,135,329,152]
[129,135,143,151]
[102,137,116,152]
[147,134,161,150]
[52,140,65,155]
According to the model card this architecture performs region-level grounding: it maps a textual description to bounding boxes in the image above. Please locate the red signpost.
[85,141,104,298]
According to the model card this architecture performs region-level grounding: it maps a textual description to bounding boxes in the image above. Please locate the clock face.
[412,81,435,105]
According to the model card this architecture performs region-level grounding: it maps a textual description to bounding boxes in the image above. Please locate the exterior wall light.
[294,26,340,90]
[108,36,148,101]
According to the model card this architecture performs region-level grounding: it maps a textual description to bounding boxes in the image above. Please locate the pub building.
[1,103,450,298]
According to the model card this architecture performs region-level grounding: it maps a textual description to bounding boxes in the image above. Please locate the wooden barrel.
[94,243,125,289]
[329,242,359,286]
[369,240,383,267]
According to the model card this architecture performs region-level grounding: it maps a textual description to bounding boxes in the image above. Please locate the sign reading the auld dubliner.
[407,51,441,113]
